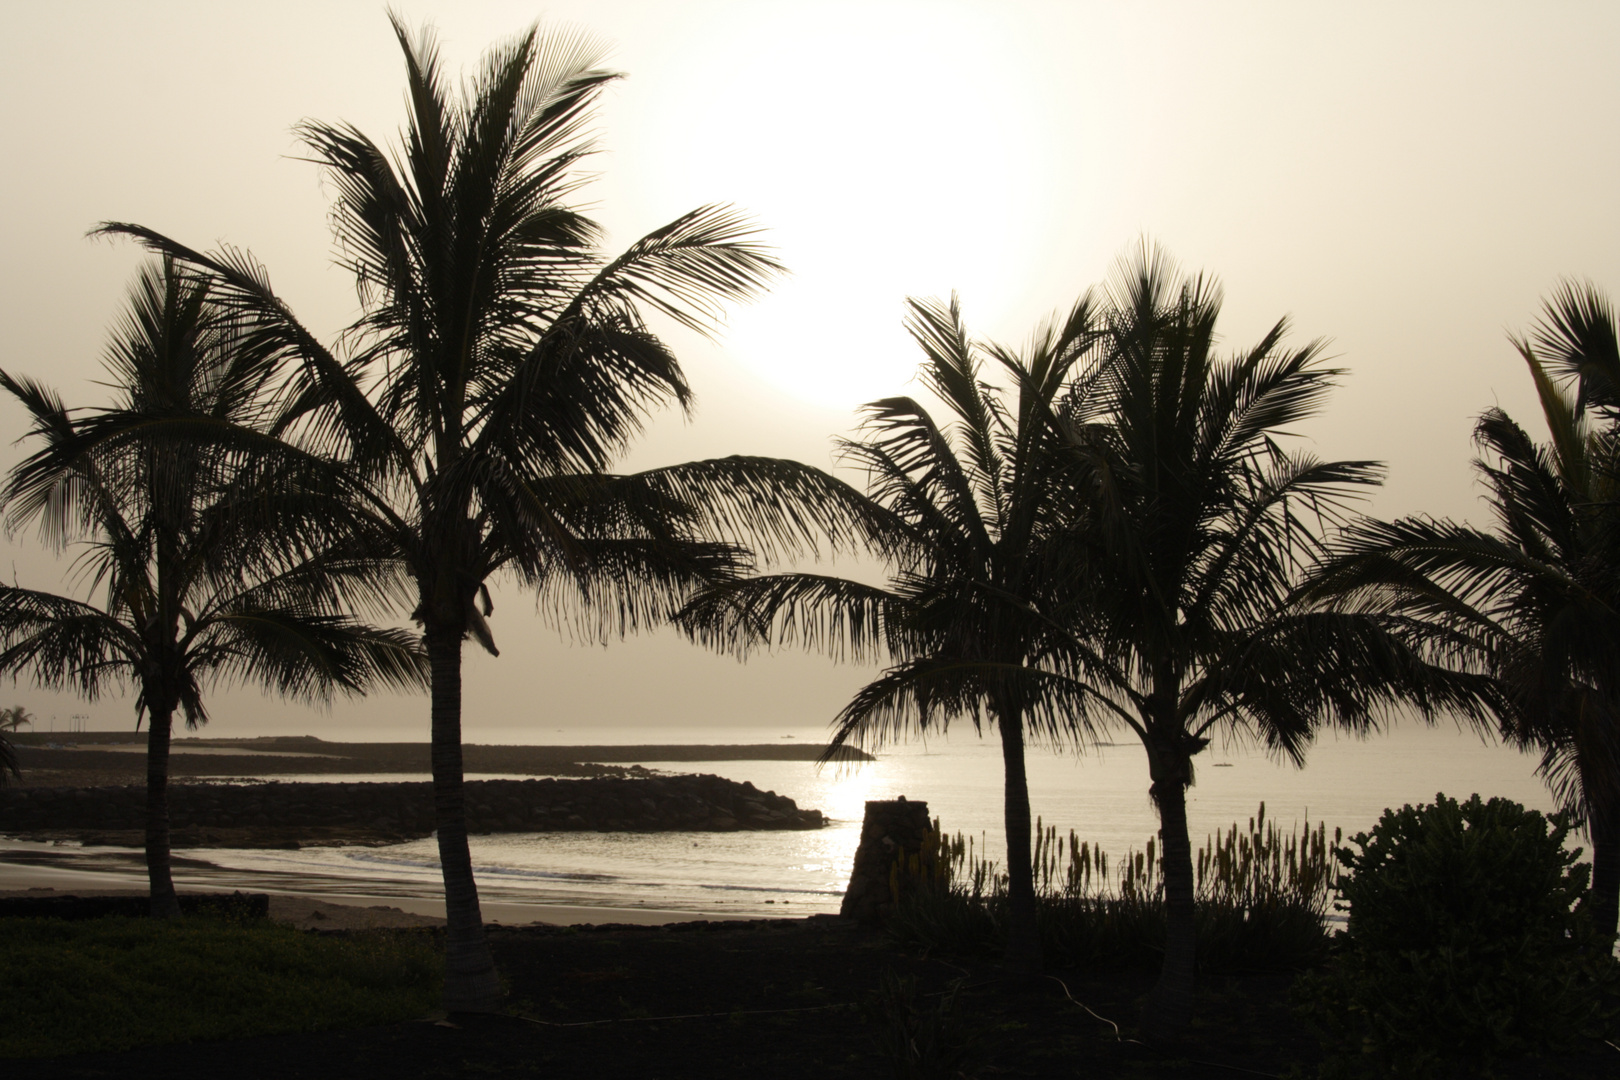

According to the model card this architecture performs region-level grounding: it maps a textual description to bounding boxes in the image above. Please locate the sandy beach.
[0,863,764,929]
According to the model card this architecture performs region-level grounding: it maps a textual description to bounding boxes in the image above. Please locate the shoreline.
[0,880,765,929]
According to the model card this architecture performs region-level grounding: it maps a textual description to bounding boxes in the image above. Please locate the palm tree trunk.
[1142,769,1196,1040]
[144,707,181,920]
[997,705,1042,974]
[427,626,502,1013]
[1589,796,1620,940]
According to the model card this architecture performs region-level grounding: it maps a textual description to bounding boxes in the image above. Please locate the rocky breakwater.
[0,774,825,849]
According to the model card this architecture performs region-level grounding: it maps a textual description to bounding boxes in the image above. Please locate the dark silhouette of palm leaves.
[1054,242,1499,1039]
[101,17,880,1009]
[1526,281,1620,422]
[682,291,1107,973]
[1307,295,1620,936]
[0,258,427,916]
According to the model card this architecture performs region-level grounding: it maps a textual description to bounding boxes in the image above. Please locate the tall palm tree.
[1307,285,1620,938]
[0,259,427,917]
[681,293,1108,973]
[104,18,876,1009]
[1057,245,1497,1038]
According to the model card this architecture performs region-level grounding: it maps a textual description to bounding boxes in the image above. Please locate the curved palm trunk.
[144,707,181,920]
[997,705,1042,974]
[426,628,502,1012]
[1589,797,1620,940]
[1142,768,1196,1040]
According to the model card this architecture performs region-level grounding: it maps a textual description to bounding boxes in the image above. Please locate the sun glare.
[625,2,1051,409]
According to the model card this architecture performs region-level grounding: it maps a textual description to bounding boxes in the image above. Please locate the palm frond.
[190,611,427,701]
[823,657,1112,760]
[561,204,786,336]
[0,586,138,698]
[630,456,908,565]
[528,535,747,645]
[677,573,899,663]
[1532,280,1620,420]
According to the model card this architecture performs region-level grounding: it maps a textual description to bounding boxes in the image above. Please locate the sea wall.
[0,774,825,846]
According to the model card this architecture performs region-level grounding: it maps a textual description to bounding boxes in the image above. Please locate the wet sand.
[0,875,759,929]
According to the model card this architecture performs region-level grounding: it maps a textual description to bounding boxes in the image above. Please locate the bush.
[1295,793,1620,1078]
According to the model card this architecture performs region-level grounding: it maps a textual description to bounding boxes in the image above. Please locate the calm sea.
[3,720,1564,918]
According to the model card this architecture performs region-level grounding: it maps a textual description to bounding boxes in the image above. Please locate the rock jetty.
[0,774,826,848]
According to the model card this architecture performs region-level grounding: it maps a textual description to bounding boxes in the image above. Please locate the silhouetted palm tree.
[0,259,427,916]
[104,18,874,1007]
[682,293,1107,973]
[1309,285,1620,938]
[0,707,30,787]
[1059,245,1496,1037]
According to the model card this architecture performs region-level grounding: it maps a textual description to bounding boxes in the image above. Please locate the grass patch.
[0,916,442,1058]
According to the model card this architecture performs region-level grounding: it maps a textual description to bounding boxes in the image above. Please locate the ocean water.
[2,721,1561,919]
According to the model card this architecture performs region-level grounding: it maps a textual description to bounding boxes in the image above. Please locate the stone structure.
[839,797,932,925]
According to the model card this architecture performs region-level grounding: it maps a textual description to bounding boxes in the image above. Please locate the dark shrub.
[870,969,973,1079]
[1296,793,1620,1078]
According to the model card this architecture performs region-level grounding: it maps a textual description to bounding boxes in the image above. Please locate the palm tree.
[1056,245,1497,1038]
[681,293,1108,973]
[104,18,876,1009]
[0,258,427,917]
[1307,285,1620,938]
[0,706,30,787]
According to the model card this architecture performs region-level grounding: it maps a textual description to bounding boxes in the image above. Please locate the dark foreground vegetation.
[887,805,1341,978]
[5,797,1617,1077]
[4,911,1615,1079]
[0,915,440,1061]
[832,796,1619,1077]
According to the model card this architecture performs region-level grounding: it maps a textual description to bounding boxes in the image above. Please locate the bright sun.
[616,2,1052,409]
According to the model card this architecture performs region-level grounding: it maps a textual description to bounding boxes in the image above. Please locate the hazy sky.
[2,1,1617,740]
